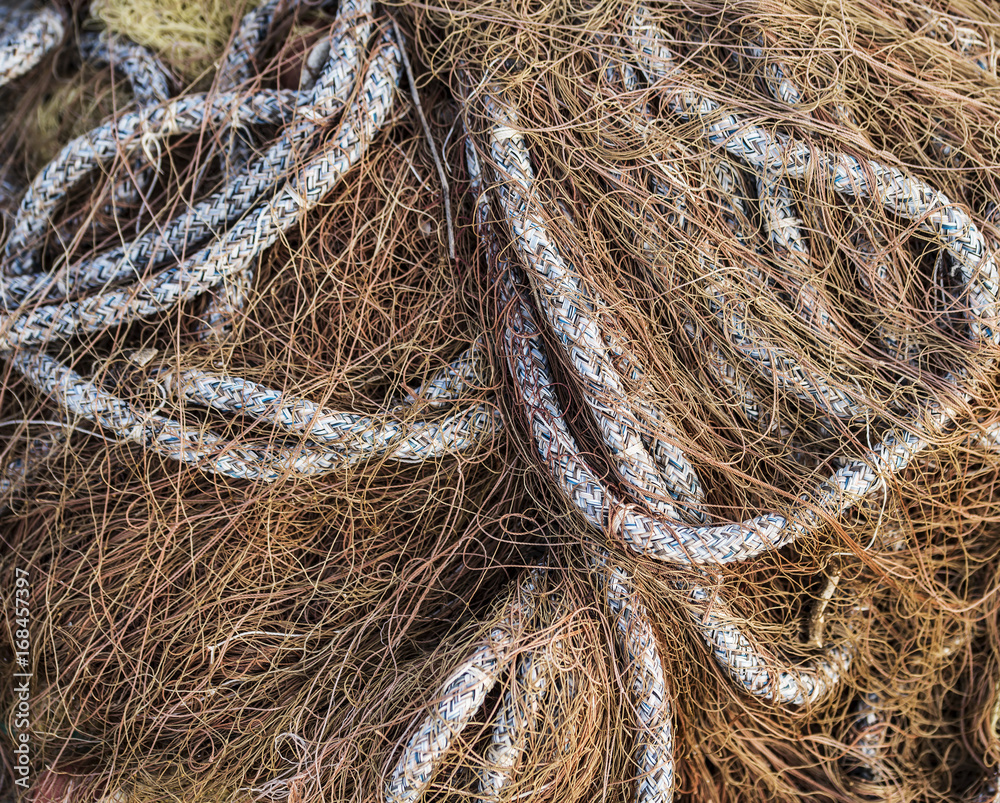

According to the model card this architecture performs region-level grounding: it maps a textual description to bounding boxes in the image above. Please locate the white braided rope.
[2,88,301,279]
[0,5,63,89]
[474,138,852,790]
[913,6,997,76]
[476,141,670,803]
[841,692,895,786]
[3,22,498,478]
[678,582,852,706]
[78,29,172,108]
[483,168,853,702]
[197,0,373,339]
[213,0,304,193]
[591,553,674,803]
[738,31,937,372]
[0,31,400,351]
[44,25,358,302]
[13,349,497,480]
[385,567,546,803]
[218,0,285,92]
[398,339,491,408]
[481,91,707,525]
[608,45,995,434]
[628,11,1000,361]
[701,23,1000,460]
[0,431,60,507]
[157,345,501,465]
[476,646,550,802]
[12,351,316,481]
[471,127,934,565]
[78,28,174,218]
[647,147,870,423]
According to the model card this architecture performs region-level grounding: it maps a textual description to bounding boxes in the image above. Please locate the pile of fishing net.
[3,0,1000,801]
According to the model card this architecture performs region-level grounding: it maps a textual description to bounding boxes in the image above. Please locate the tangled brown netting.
[3,0,1000,801]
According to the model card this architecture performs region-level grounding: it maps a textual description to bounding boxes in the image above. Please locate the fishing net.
[2,0,1000,801]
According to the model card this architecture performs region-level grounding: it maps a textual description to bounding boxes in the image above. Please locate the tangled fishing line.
[3,0,1000,801]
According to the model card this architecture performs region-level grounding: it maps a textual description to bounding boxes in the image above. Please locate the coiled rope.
[0,1,499,481]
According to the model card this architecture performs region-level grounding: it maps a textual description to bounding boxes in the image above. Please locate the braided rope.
[738,32,947,374]
[616,34,996,430]
[476,119,935,564]
[398,340,491,408]
[584,63,710,528]
[3,21,498,478]
[480,90,706,524]
[474,136,851,788]
[473,141,676,801]
[652,147,870,428]
[0,431,60,507]
[198,0,373,339]
[41,48,350,301]
[2,88,301,278]
[14,352,496,482]
[481,165,853,705]
[699,22,1000,463]
[78,29,172,108]
[0,31,400,351]
[914,7,997,76]
[493,111,852,705]
[841,692,895,785]
[628,16,1000,359]
[678,582,852,706]
[78,28,174,217]
[385,567,546,803]
[157,345,500,465]
[218,0,285,92]
[0,5,63,89]
[593,553,675,803]
[470,71,969,564]
[476,644,550,802]
[13,351,356,482]
[595,65,819,445]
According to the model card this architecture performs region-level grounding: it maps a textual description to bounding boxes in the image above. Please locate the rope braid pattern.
[538,75,860,703]
[0,31,398,353]
[78,28,172,108]
[627,8,1000,359]
[469,138,856,800]
[627,11,1000,403]
[13,353,497,482]
[678,582,853,706]
[157,345,501,467]
[78,26,174,217]
[482,169,852,706]
[471,12,1000,568]
[840,692,896,787]
[475,635,551,802]
[385,567,547,803]
[219,0,285,91]
[13,351,375,482]
[198,0,373,339]
[0,8,502,483]
[481,93,706,527]
[2,87,301,281]
[200,0,286,336]
[593,553,675,803]
[0,431,61,507]
[475,87,935,566]
[708,29,1000,774]
[0,4,63,88]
